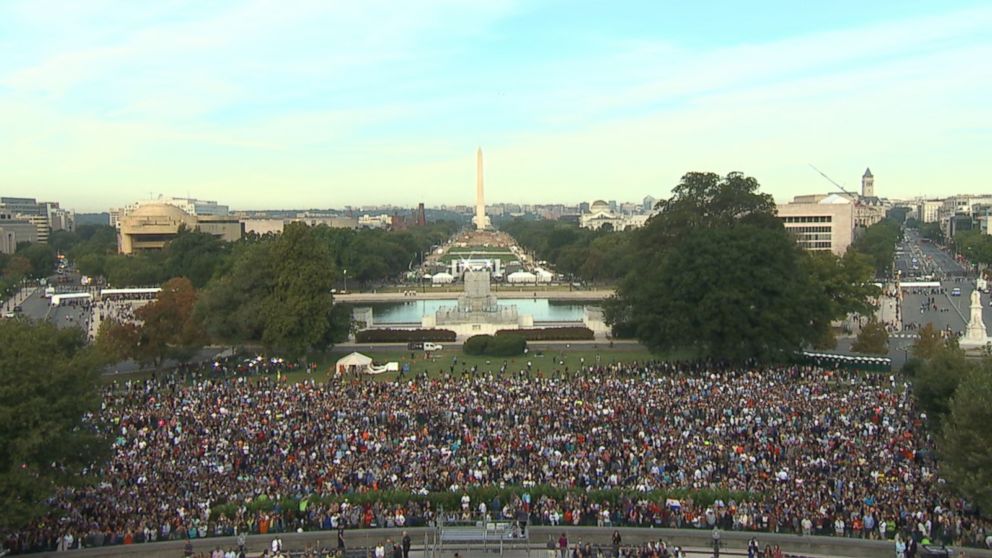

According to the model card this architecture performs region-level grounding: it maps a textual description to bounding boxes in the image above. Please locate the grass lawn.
[101,346,669,386]
[286,346,662,383]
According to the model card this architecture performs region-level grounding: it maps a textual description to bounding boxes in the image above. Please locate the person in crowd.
[3,362,991,554]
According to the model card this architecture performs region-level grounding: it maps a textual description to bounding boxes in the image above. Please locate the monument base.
[959,336,990,349]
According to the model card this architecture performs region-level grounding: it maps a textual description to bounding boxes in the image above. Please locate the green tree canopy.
[953,229,992,268]
[260,222,336,358]
[914,345,970,424]
[912,323,949,360]
[131,277,204,364]
[0,320,107,531]
[162,228,230,288]
[939,367,992,514]
[197,222,336,359]
[14,242,56,279]
[849,220,901,276]
[609,222,816,362]
[852,318,889,355]
[606,171,876,363]
[920,222,944,243]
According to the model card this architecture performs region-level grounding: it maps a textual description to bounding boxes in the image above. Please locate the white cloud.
[0,1,989,210]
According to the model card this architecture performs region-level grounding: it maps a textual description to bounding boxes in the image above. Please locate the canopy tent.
[336,352,373,375]
[431,272,454,284]
[507,271,537,284]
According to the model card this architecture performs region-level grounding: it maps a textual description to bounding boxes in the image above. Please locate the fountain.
[421,269,533,336]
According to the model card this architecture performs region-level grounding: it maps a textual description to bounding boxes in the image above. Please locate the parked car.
[951,288,961,296]
[423,342,444,352]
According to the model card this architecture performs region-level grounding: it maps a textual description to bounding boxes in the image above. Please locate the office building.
[777,194,855,256]
[0,212,39,254]
[118,203,242,254]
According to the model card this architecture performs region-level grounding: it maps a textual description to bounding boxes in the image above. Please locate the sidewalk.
[2,285,35,313]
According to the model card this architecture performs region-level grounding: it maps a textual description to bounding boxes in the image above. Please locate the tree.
[914,345,970,424]
[197,241,275,348]
[0,320,107,531]
[133,277,204,364]
[163,229,230,288]
[886,206,910,224]
[94,319,141,363]
[648,171,777,238]
[607,171,871,363]
[912,323,946,360]
[850,220,901,276]
[608,223,815,362]
[260,223,336,359]
[953,229,992,268]
[2,254,31,282]
[940,368,992,514]
[14,243,56,278]
[920,222,944,243]
[197,223,336,360]
[852,319,889,354]
[799,250,880,345]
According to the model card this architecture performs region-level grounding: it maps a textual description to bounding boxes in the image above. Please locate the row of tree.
[0,243,60,301]
[951,229,992,269]
[0,320,106,532]
[89,221,460,364]
[908,331,992,514]
[850,220,901,276]
[904,217,944,243]
[499,219,634,282]
[50,221,461,290]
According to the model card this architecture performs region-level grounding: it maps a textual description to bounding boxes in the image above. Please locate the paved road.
[896,230,968,279]
[896,229,982,337]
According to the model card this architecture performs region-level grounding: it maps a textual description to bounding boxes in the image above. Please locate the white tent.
[507,271,537,284]
[335,352,373,375]
[431,272,454,284]
[534,268,554,283]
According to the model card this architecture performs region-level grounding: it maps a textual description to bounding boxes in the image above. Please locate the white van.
[423,342,443,352]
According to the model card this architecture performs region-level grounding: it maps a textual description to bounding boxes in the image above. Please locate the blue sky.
[1,0,989,211]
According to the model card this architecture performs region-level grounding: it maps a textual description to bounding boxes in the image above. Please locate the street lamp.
[343,269,348,293]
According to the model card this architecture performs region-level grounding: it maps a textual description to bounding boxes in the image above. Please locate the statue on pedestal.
[963,288,989,346]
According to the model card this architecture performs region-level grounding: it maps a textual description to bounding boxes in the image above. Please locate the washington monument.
[473,147,491,230]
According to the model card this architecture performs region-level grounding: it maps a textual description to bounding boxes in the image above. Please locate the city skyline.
[1,1,990,212]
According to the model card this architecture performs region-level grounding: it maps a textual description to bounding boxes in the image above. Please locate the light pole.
[343,269,348,293]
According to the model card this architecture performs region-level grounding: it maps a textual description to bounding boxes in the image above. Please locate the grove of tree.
[0,320,107,532]
[603,171,879,363]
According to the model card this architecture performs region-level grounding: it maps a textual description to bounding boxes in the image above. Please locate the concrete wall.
[24,526,992,558]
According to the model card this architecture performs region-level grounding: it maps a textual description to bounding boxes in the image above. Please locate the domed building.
[589,200,610,214]
[118,202,242,254]
[580,199,655,231]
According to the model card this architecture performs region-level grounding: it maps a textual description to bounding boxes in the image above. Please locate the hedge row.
[496,327,595,341]
[211,485,757,521]
[463,333,527,356]
[355,328,456,343]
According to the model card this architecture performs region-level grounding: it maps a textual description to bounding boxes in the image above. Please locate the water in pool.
[367,299,595,324]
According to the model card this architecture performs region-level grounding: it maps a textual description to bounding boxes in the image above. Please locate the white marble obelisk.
[473,147,491,230]
[962,288,989,346]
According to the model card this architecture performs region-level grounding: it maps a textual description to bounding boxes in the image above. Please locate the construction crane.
[808,164,861,205]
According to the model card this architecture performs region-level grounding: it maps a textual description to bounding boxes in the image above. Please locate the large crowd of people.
[3,362,991,554]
